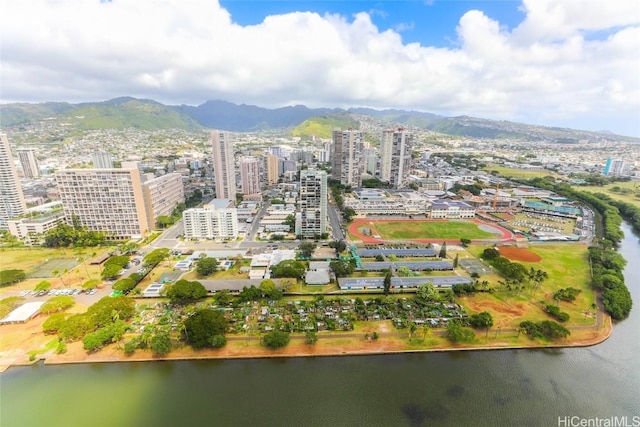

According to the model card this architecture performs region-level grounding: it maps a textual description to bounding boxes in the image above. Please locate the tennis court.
[28,258,79,278]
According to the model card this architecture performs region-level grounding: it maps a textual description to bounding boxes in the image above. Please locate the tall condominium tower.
[266,154,280,185]
[332,129,363,187]
[0,134,27,229]
[603,158,628,176]
[239,156,261,195]
[380,128,413,189]
[211,130,236,202]
[56,165,184,240]
[56,165,150,240]
[17,148,40,178]
[92,152,114,169]
[297,168,327,238]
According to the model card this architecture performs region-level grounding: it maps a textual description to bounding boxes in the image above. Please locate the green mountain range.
[1,97,637,143]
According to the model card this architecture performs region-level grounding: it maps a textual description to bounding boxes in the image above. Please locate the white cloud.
[1,0,639,135]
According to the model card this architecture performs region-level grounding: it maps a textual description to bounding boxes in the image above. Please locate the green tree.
[213,289,233,306]
[263,330,290,348]
[34,280,52,291]
[209,334,227,348]
[343,207,356,222]
[460,238,471,247]
[87,296,135,328]
[259,279,282,300]
[329,240,347,254]
[329,260,354,278]
[396,266,411,277]
[42,313,69,334]
[447,321,476,343]
[41,296,75,314]
[58,313,95,342]
[101,264,122,280]
[165,279,207,304]
[238,285,263,302]
[284,214,296,231]
[482,248,500,260]
[184,309,227,349]
[453,254,459,268]
[383,269,392,296]
[151,333,172,355]
[270,260,306,279]
[196,257,219,277]
[439,242,447,259]
[155,215,174,229]
[416,282,439,303]
[305,330,318,344]
[113,277,137,293]
[299,242,317,258]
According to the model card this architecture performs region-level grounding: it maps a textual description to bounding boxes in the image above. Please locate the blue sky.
[2,0,639,136]
[221,1,526,47]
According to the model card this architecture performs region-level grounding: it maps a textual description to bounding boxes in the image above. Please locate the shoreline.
[0,315,612,373]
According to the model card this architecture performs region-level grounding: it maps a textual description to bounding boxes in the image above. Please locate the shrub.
[263,330,290,348]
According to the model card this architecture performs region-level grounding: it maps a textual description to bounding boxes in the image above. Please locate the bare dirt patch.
[461,297,528,327]
[498,246,541,262]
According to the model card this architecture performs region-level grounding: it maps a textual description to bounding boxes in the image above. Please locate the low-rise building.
[428,200,476,219]
[7,201,65,245]
[183,199,238,240]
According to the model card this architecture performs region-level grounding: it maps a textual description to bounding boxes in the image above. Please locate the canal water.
[2,223,639,427]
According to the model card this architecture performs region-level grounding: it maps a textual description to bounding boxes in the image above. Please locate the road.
[243,201,270,244]
[150,219,184,249]
[327,203,344,241]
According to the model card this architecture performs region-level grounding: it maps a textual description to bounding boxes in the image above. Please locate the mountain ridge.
[1,97,638,143]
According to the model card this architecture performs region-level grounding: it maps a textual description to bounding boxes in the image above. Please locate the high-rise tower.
[240,156,261,195]
[380,128,413,189]
[331,129,363,188]
[211,130,236,202]
[0,134,27,229]
[17,148,40,178]
[297,168,327,238]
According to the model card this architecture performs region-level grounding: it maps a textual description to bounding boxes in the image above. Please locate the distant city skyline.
[1,0,639,137]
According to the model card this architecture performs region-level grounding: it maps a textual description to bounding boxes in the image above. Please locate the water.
[2,223,639,427]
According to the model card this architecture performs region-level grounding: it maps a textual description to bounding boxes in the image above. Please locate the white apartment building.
[380,129,413,189]
[240,156,261,195]
[0,134,27,230]
[183,199,238,240]
[8,202,65,245]
[17,149,40,178]
[297,169,327,238]
[332,129,364,187]
[55,164,150,240]
[211,130,236,201]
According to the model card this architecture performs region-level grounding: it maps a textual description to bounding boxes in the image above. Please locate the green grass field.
[576,182,640,208]
[483,165,559,180]
[373,221,495,240]
[466,243,596,328]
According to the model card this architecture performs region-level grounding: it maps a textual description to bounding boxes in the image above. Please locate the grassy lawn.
[0,247,114,292]
[576,182,640,208]
[483,165,559,180]
[287,282,339,293]
[373,220,495,240]
[461,243,596,329]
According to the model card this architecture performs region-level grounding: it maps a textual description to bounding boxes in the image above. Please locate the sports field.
[349,219,512,243]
